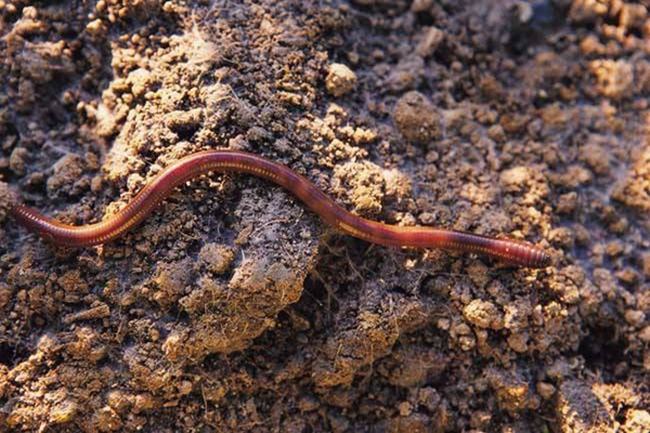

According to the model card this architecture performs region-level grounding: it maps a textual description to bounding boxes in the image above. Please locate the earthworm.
[9,150,551,268]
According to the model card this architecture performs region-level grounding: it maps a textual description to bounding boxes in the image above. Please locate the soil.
[0,0,649,432]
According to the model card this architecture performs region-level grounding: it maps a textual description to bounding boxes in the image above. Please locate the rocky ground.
[0,0,648,432]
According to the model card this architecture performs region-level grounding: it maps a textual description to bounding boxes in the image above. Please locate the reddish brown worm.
[9,150,550,268]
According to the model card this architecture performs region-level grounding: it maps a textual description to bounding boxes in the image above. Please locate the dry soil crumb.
[463,299,504,330]
[393,90,442,145]
[325,63,357,97]
[197,242,235,274]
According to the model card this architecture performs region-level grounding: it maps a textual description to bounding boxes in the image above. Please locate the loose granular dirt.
[0,0,648,432]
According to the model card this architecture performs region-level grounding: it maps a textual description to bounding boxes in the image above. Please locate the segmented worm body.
[10,150,551,268]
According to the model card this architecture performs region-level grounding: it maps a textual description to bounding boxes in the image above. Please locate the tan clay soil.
[0,0,649,432]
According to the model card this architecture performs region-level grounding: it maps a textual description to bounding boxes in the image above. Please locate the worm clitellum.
[9,150,551,268]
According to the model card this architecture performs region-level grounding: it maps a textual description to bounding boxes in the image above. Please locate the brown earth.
[0,0,649,432]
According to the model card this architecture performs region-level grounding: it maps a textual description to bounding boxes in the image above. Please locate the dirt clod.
[197,243,235,274]
[557,380,612,433]
[393,91,442,145]
[325,63,357,97]
[463,299,504,330]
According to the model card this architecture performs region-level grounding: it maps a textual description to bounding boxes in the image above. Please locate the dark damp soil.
[0,0,648,432]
